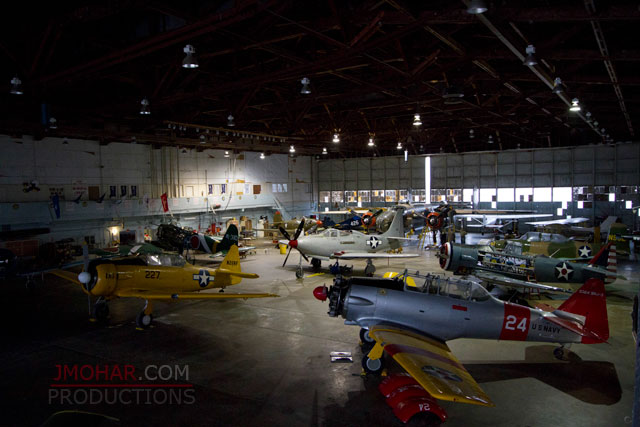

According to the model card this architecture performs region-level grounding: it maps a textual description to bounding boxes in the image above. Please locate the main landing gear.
[136,300,154,329]
[364,259,376,277]
[92,298,109,323]
[361,341,386,375]
[311,258,321,271]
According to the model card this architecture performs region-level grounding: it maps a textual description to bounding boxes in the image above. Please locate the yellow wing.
[115,290,278,300]
[49,270,83,286]
[369,326,494,407]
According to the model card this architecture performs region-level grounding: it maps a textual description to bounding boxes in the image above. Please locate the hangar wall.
[0,135,313,245]
[316,142,640,228]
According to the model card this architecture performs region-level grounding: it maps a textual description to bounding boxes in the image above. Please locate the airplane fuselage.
[295,229,401,260]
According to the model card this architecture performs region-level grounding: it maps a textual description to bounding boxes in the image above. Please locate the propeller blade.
[297,249,309,262]
[282,247,292,267]
[294,218,305,240]
[82,243,89,272]
[374,209,384,217]
[279,226,291,241]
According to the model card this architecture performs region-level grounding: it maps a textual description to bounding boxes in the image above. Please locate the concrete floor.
[0,236,638,426]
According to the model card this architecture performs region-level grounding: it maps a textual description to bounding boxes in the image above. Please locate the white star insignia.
[578,246,591,258]
[367,237,381,249]
[193,270,211,287]
[555,262,573,281]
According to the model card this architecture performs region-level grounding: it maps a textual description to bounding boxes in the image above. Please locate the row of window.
[431,187,639,204]
[319,190,427,204]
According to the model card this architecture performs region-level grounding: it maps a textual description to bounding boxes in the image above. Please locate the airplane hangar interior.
[1,1,640,426]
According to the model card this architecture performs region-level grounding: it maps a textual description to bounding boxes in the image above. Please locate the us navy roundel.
[555,262,574,281]
[193,269,212,287]
[578,245,592,258]
[367,236,381,249]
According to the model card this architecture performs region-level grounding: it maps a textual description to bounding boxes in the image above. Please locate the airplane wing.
[472,270,573,293]
[210,246,256,258]
[461,213,553,220]
[115,290,278,300]
[48,269,83,285]
[329,252,420,260]
[526,217,590,226]
[369,326,494,406]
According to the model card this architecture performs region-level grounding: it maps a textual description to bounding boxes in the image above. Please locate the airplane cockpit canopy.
[401,271,491,302]
[144,253,187,267]
[521,232,568,243]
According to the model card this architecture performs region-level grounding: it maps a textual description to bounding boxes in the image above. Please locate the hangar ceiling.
[1,0,638,157]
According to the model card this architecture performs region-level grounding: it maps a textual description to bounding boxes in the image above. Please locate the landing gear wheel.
[93,302,109,323]
[406,413,442,427]
[136,311,153,329]
[364,260,376,277]
[553,347,564,360]
[360,330,375,353]
[361,354,385,375]
[311,258,321,271]
[295,266,304,279]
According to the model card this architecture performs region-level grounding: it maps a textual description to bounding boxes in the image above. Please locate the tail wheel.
[136,312,153,329]
[93,302,109,323]
[362,354,385,374]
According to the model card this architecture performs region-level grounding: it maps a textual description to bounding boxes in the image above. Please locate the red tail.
[558,278,609,344]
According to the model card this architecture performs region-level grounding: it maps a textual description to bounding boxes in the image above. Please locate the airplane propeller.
[78,243,93,314]
[280,219,309,266]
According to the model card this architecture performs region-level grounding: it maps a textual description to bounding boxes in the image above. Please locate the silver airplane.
[313,271,609,424]
[279,207,419,278]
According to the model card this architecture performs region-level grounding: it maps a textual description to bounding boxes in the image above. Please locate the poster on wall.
[131,185,137,197]
[160,193,168,212]
[72,180,88,199]
[109,185,116,198]
[120,185,127,198]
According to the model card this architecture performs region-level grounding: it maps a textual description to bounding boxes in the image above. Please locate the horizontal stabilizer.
[215,268,259,279]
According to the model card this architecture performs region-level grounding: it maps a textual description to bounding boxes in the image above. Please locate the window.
[533,187,552,202]
[272,183,288,193]
[221,184,227,194]
[446,189,462,202]
[463,189,474,203]
[385,190,397,203]
[345,191,357,203]
[412,189,426,203]
[552,187,572,203]
[479,189,496,202]
[372,190,385,203]
[358,190,370,203]
[331,191,344,204]
[399,189,409,202]
[120,185,127,198]
[109,185,116,198]
[430,189,446,203]
[319,191,331,203]
[497,188,514,202]
[516,188,533,202]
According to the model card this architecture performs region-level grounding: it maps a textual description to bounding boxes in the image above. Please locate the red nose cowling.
[313,285,328,301]
[289,239,298,248]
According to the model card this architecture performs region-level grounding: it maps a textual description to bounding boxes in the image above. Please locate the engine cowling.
[438,242,478,273]
[90,263,118,296]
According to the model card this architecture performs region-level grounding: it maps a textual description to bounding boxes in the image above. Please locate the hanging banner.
[160,193,169,212]
[51,194,60,219]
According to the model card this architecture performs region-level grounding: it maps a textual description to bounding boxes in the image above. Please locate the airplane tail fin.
[217,224,239,252]
[599,216,617,235]
[588,242,616,284]
[381,207,405,237]
[557,278,609,344]
[214,245,259,287]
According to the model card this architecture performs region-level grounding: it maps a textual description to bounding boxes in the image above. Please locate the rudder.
[218,224,239,252]
[558,278,609,343]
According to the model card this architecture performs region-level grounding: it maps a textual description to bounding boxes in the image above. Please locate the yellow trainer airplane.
[51,245,277,328]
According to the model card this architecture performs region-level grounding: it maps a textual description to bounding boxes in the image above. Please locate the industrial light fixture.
[487,135,494,144]
[200,135,206,143]
[260,152,265,159]
[585,112,592,122]
[139,98,151,115]
[523,45,537,66]
[413,113,422,127]
[182,44,199,69]
[289,145,295,153]
[322,147,327,155]
[443,86,464,104]
[181,148,187,154]
[367,137,375,147]
[466,0,488,14]
[10,76,23,95]
[552,77,563,94]
[404,150,408,162]
[227,114,235,127]
[332,133,340,143]
[300,77,311,95]
[569,98,581,112]
[396,141,402,150]
[469,129,475,139]
[593,121,599,127]
[224,151,230,158]
[49,117,58,129]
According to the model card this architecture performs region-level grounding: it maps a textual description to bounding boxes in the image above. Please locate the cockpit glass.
[145,254,186,267]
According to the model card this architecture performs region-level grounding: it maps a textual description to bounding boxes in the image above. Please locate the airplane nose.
[289,239,298,248]
[313,285,328,301]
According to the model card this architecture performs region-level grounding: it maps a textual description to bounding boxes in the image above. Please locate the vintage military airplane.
[312,272,609,423]
[483,231,604,259]
[316,208,385,232]
[438,241,620,294]
[91,242,164,257]
[262,211,325,236]
[186,225,255,258]
[51,245,276,328]
[278,207,419,278]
